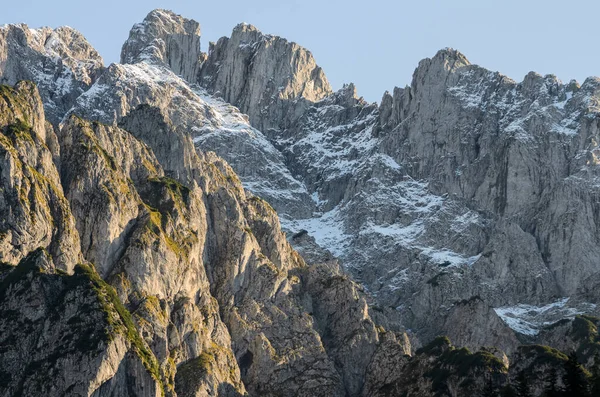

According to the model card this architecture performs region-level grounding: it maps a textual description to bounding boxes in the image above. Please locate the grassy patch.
[0,248,47,300]
[419,336,507,394]
[519,345,569,367]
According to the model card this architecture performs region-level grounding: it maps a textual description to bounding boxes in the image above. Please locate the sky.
[2,0,599,103]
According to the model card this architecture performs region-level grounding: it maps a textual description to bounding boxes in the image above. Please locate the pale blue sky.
[3,0,599,102]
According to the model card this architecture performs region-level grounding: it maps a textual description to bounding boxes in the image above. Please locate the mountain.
[1,8,600,397]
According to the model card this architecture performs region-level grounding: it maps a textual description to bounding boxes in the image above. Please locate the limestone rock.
[0,249,162,397]
[199,22,332,132]
[0,23,103,123]
[0,82,81,271]
[121,9,203,83]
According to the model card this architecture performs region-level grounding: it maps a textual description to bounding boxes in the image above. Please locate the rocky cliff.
[2,8,600,397]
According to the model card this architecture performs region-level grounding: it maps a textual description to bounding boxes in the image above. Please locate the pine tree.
[542,367,561,397]
[516,370,531,397]
[590,352,600,397]
[482,377,498,397]
[562,351,590,397]
[500,384,517,397]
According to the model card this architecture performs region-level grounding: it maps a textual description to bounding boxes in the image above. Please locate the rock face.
[213,41,600,355]
[0,23,104,123]
[121,9,203,83]
[0,81,81,271]
[0,249,163,397]
[0,45,407,397]
[3,8,600,397]
[198,22,332,132]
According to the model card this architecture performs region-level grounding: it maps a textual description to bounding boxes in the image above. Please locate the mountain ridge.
[1,8,600,397]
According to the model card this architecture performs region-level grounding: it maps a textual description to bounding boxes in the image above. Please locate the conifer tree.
[562,351,589,397]
[542,367,561,397]
[590,352,600,397]
[482,377,498,397]
[500,384,517,397]
[516,371,531,397]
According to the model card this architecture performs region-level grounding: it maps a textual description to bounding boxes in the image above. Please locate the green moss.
[0,84,17,98]
[176,346,222,380]
[4,118,34,144]
[420,338,507,394]
[97,145,118,171]
[148,177,190,203]
[572,316,598,343]
[74,119,120,173]
[569,316,600,361]
[248,195,275,213]
[28,167,64,200]
[416,336,452,355]
[143,209,184,256]
[0,133,18,157]
[519,345,569,367]
[0,85,31,121]
[70,263,164,392]
[0,248,48,300]
[140,294,168,324]
[146,209,163,236]
[444,348,506,376]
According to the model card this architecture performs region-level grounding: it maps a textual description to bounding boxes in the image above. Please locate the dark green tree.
[482,377,498,397]
[590,352,600,397]
[562,351,590,397]
[542,367,561,397]
[516,371,531,397]
[500,383,517,397]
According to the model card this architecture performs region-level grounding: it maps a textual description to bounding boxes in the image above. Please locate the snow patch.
[494,298,595,336]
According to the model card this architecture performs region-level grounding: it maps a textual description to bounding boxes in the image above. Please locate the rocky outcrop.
[121,9,204,83]
[363,336,508,397]
[0,74,407,396]
[0,23,103,123]
[0,81,81,271]
[249,46,600,355]
[66,61,315,219]
[199,22,332,132]
[0,249,163,397]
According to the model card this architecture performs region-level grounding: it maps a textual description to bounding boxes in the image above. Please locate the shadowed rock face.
[3,8,600,397]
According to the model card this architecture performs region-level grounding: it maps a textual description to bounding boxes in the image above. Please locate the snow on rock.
[494,299,597,336]
[0,23,104,123]
[67,60,314,218]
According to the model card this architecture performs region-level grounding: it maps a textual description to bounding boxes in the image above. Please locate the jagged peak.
[432,47,471,66]
[121,8,202,83]
[146,8,181,20]
[228,21,314,56]
[232,22,260,34]
[567,79,581,93]
[407,47,472,97]
[0,23,102,61]
[340,83,358,99]
[138,8,201,35]
[417,47,471,75]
